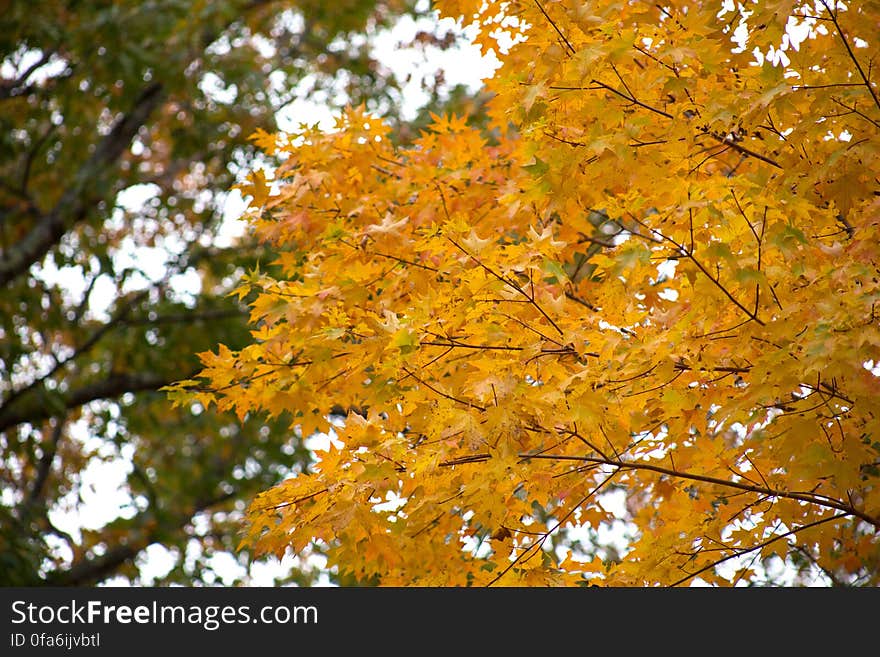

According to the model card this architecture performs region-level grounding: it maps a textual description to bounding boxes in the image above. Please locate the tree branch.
[0,288,152,414]
[820,0,880,113]
[44,490,235,586]
[519,452,880,530]
[119,307,246,327]
[533,0,575,56]
[700,129,783,170]
[0,372,184,433]
[26,418,65,505]
[0,50,54,101]
[668,513,846,587]
[0,82,165,287]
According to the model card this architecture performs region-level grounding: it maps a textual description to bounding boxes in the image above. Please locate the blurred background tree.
[0,0,486,585]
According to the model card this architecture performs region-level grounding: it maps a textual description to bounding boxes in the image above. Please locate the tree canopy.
[172,0,880,586]
[0,0,448,586]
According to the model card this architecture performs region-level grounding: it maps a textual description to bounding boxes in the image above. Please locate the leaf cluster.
[175,0,880,586]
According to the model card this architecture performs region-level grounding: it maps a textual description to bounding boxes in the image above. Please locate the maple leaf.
[364,212,410,237]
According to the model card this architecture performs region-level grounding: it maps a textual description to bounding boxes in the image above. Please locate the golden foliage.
[168,0,880,585]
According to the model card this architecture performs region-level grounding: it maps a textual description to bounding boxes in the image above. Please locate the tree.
[0,0,446,586]
[169,0,880,586]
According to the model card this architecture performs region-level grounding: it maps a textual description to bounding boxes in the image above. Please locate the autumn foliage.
[169,0,880,585]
